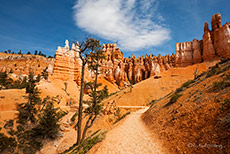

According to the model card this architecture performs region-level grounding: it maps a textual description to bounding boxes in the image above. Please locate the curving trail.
[88,108,164,154]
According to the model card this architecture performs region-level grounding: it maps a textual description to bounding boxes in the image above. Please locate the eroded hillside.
[142,59,230,154]
[101,61,217,107]
[0,52,54,79]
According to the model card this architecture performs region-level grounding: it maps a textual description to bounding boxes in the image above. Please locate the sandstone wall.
[213,23,230,59]
[52,13,230,88]
[175,13,230,66]
[52,40,81,84]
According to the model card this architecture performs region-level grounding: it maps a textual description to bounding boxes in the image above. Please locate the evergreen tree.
[32,101,63,139]
[80,46,107,142]
[74,38,108,145]
[36,74,41,82]
[18,50,22,54]
[17,72,41,124]
[0,73,65,153]
[0,71,13,89]
[42,67,48,80]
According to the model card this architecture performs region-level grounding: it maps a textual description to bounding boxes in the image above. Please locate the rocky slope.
[100,61,217,107]
[0,52,54,79]
[142,59,230,154]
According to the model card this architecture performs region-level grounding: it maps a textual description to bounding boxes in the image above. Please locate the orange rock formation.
[175,13,230,65]
[52,13,230,88]
[0,52,54,79]
[52,40,82,84]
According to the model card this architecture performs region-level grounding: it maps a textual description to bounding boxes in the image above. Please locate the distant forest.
[0,49,54,58]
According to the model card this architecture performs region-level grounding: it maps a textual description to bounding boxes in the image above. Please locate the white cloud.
[73,0,170,51]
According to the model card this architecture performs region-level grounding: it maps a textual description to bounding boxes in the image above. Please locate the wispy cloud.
[73,0,170,51]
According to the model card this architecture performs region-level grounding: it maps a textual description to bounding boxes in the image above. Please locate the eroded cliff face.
[52,13,230,88]
[175,13,230,65]
[52,41,174,88]
[52,40,82,84]
[100,45,176,88]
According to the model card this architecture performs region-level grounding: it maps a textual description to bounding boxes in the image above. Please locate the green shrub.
[172,115,176,120]
[181,80,194,88]
[113,112,130,124]
[206,64,222,77]
[169,93,182,104]
[62,130,105,154]
[175,87,183,93]
[220,99,230,111]
[71,112,78,123]
[147,99,157,106]
[175,80,195,94]
[114,107,121,119]
[213,81,230,92]
[42,67,48,80]
[4,120,14,129]
[0,133,17,153]
[33,101,65,139]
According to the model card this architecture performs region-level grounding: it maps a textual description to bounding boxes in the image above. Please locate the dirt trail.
[88,108,164,154]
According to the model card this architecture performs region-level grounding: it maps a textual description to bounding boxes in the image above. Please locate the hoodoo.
[52,13,230,88]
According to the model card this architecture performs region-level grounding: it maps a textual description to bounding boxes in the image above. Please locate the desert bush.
[212,73,230,92]
[4,120,14,129]
[0,71,29,89]
[42,67,48,80]
[169,93,182,104]
[181,80,195,88]
[172,115,176,121]
[70,112,78,124]
[147,99,157,106]
[114,107,121,119]
[220,99,230,111]
[62,130,106,154]
[206,64,222,77]
[218,57,230,65]
[113,112,130,124]
[175,80,195,94]
[0,133,17,153]
[213,81,230,92]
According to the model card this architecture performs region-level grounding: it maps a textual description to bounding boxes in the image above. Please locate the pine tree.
[42,67,48,80]
[36,74,41,82]
[0,72,65,153]
[33,101,63,139]
[74,38,108,144]
[17,72,41,124]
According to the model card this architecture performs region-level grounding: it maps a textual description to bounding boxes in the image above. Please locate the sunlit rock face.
[203,22,216,61]
[175,42,193,67]
[100,46,174,87]
[211,13,230,59]
[174,13,230,66]
[192,39,202,64]
[52,40,82,84]
[52,13,230,88]
[52,41,174,88]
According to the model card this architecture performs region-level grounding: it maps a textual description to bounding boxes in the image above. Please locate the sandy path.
[88,108,164,154]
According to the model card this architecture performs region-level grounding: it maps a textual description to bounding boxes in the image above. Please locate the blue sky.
[0,0,229,57]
